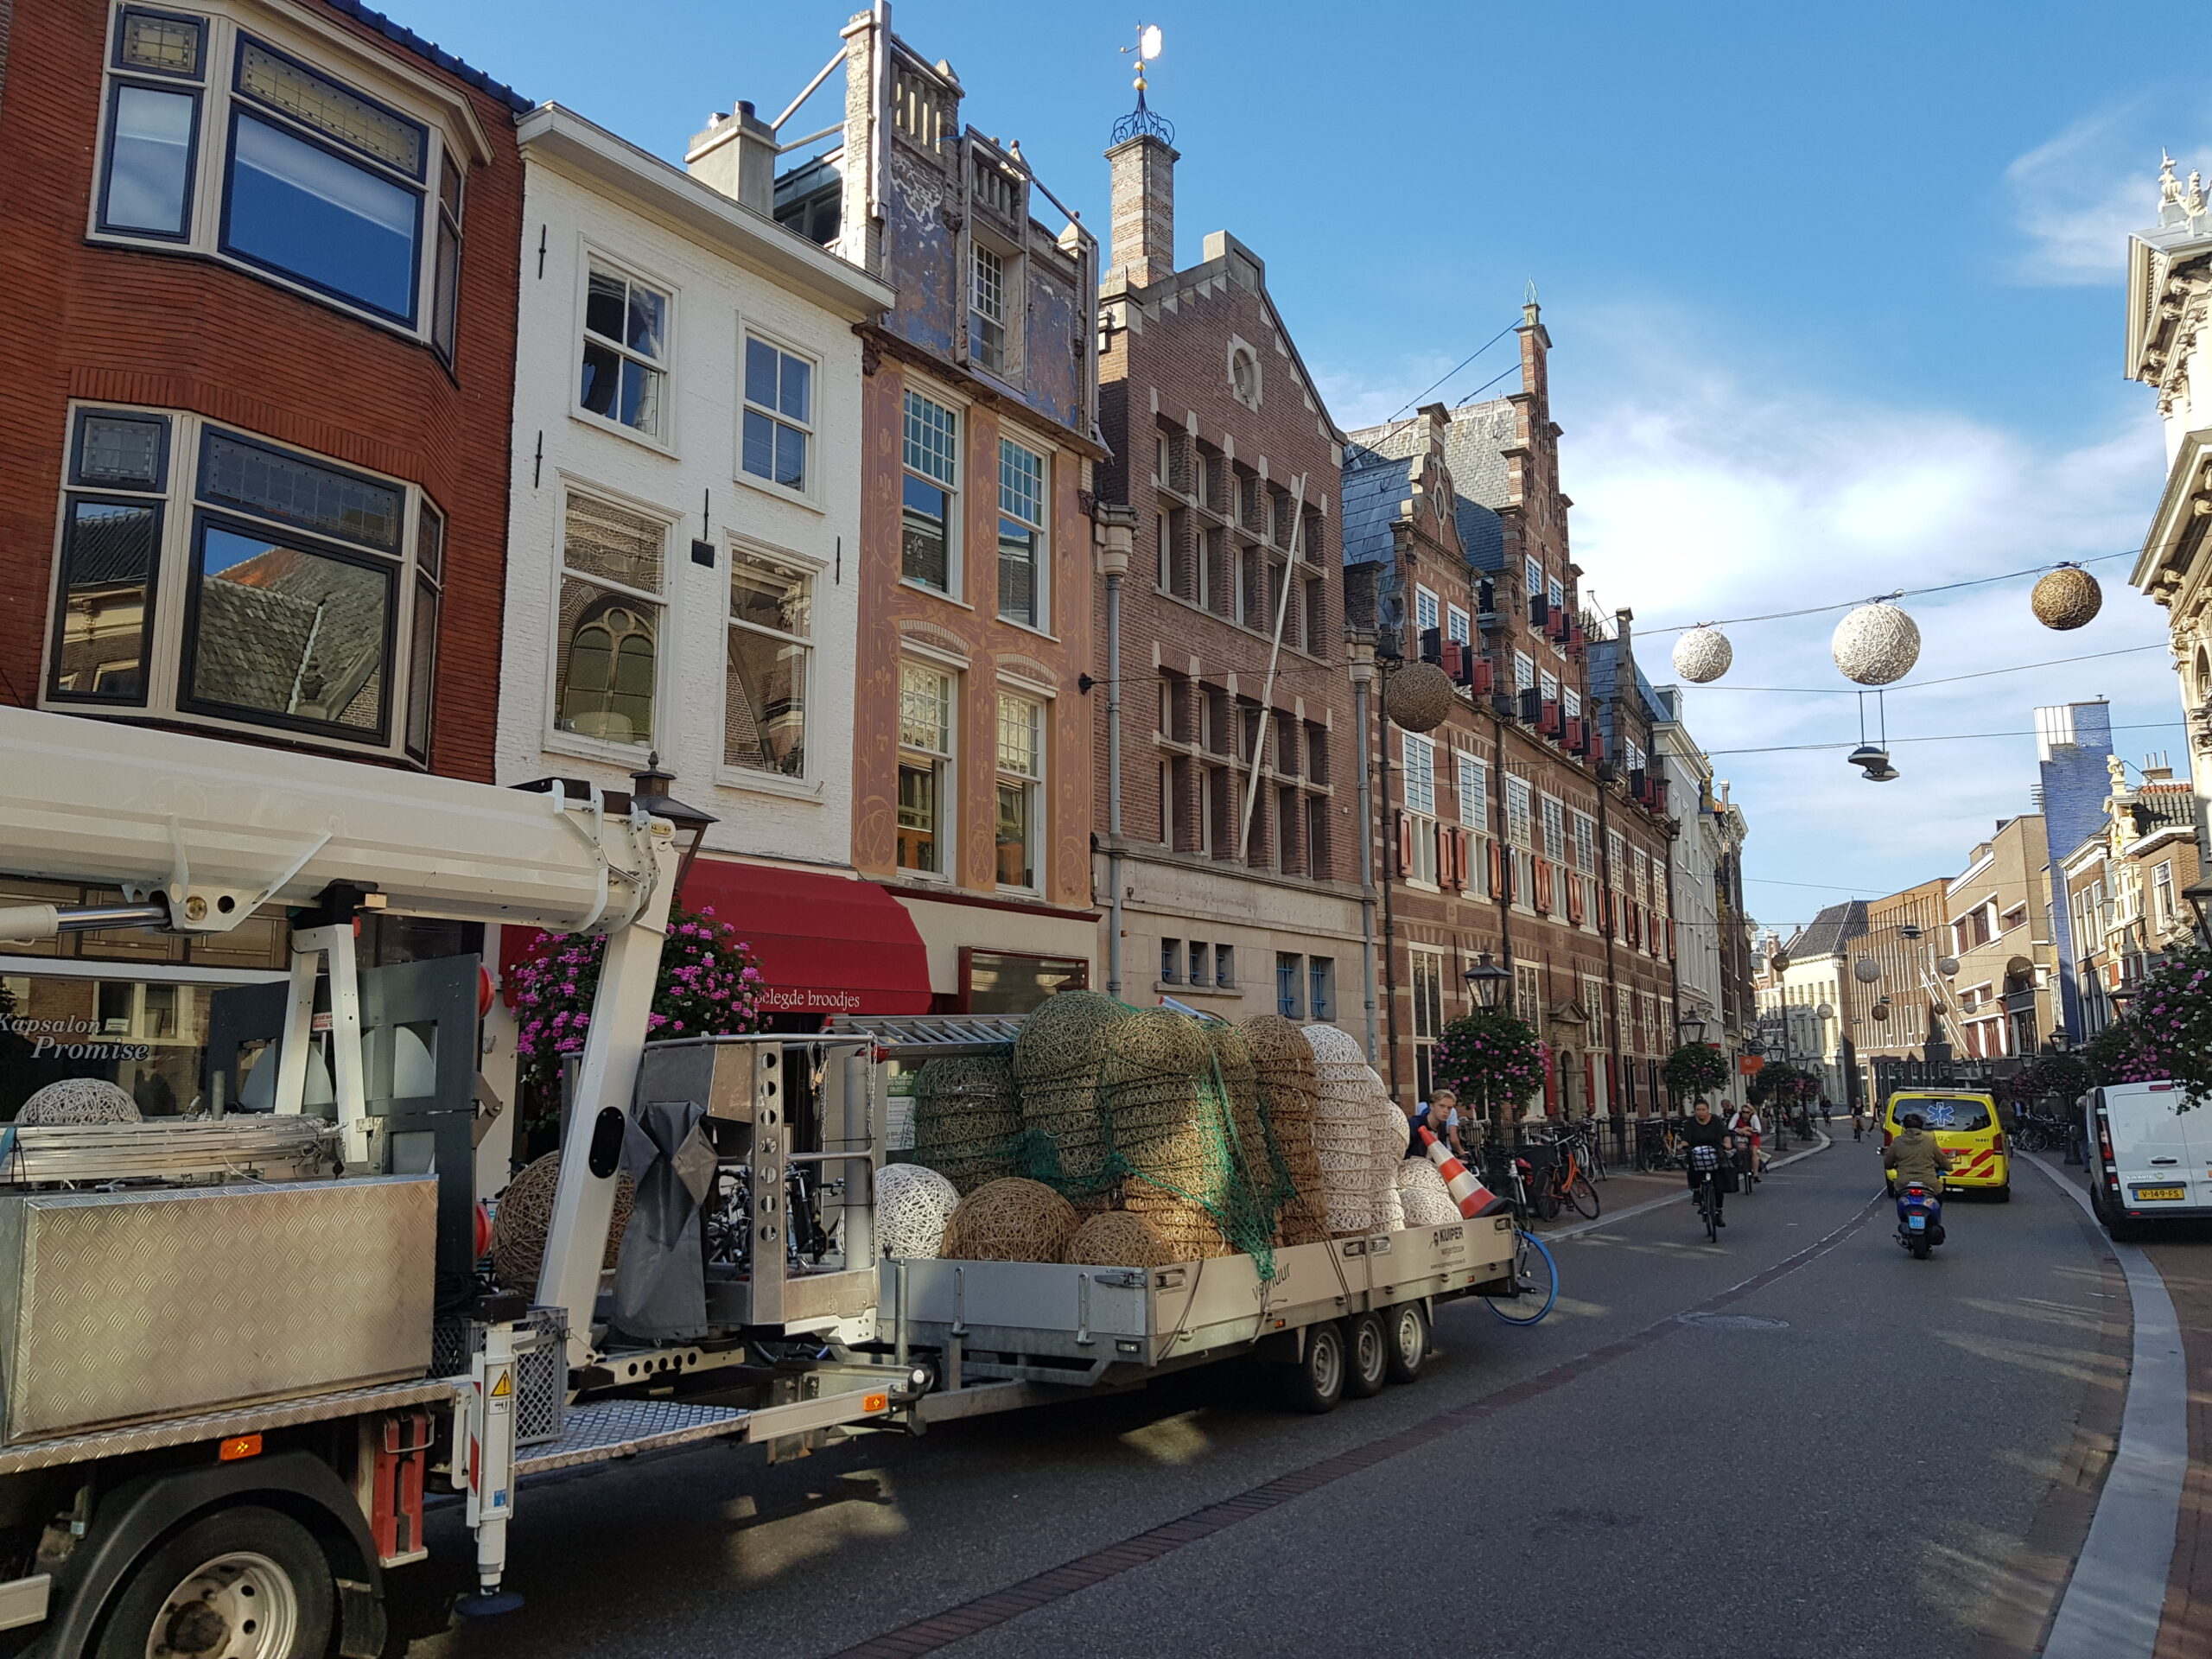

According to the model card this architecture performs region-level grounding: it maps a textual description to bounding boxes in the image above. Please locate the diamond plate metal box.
[0,1177,435,1444]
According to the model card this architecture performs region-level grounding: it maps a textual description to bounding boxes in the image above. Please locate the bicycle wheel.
[1567,1172,1599,1219]
[1487,1229,1559,1325]
[1533,1173,1561,1222]
[1703,1183,1719,1243]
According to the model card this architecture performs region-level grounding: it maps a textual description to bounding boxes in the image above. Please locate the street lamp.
[626,752,718,891]
[1677,1012,1708,1046]
[1465,952,1511,1011]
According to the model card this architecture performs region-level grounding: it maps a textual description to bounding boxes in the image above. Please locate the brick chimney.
[1106,131,1179,289]
[686,100,777,215]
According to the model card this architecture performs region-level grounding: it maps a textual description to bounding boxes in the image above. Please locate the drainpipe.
[1094,505,1138,998]
[1348,630,1379,1060]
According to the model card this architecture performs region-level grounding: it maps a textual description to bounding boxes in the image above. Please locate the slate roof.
[194,548,385,729]
[1339,447,1410,568]
[321,0,531,112]
[1783,899,1869,961]
[1349,396,1518,510]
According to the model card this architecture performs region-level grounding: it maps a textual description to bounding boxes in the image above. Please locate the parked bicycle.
[1530,1124,1601,1222]
[1636,1117,1684,1172]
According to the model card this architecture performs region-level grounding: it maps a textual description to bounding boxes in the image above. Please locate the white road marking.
[2027,1154,2186,1659]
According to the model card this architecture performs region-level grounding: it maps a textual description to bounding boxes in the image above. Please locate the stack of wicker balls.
[1105,1008,1236,1259]
[874,1162,959,1259]
[1011,992,1128,1195]
[1305,1023,1382,1236]
[912,1054,1021,1195]
[489,1153,635,1295]
[1372,1090,1410,1230]
[941,1177,1079,1262]
[1063,1209,1176,1268]
[1397,1157,1461,1227]
[1240,1015,1329,1246]
[17,1077,142,1125]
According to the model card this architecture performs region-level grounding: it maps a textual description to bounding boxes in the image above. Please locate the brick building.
[0,0,525,1116]
[1847,878,1950,1099]
[1091,112,1364,1033]
[2058,755,2202,1034]
[772,9,1104,1011]
[1346,305,1677,1121]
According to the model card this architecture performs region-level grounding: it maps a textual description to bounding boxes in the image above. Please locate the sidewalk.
[2145,1233,2212,1659]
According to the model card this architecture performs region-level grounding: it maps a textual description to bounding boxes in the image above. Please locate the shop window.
[962,950,1085,1015]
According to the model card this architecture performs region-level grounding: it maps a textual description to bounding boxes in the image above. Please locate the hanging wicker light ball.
[1937,956,1960,977]
[1672,626,1733,684]
[1853,957,1882,984]
[1871,1002,1891,1023]
[2031,564,2102,631]
[1384,661,1454,733]
[1832,602,1921,685]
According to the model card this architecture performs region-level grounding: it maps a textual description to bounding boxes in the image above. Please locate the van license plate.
[2133,1185,2186,1202]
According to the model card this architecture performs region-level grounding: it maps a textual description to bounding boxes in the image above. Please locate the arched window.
[559,597,656,742]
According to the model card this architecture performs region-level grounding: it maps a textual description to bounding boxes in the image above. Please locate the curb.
[1543,1128,1834,1243]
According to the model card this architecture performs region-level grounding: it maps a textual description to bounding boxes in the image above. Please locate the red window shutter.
[1535,859,1553,913]
[1395,810,1414,877]
[1667,918,1677,960]
[1437,823,1457,889]
[1489,839,1503,899]
[1452,827,1471,890]
[1567,877,1585,926]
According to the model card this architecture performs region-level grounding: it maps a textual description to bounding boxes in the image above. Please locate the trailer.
[0,707,1524,1657]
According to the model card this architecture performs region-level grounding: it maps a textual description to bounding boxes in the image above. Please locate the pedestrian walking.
[1851,1102,1866,1141]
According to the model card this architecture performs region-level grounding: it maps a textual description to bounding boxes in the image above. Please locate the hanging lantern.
[1384,661,1454,733]
[1936,956,1960,976]
[1672,626,1732,683]
[1871,1002,1891,1023]
[2031,564,2102,631]
[1853,957,1881,984]
[1832,602,1920,685]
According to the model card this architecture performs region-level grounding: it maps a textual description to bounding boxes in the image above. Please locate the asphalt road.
[395,1137,2121,1659]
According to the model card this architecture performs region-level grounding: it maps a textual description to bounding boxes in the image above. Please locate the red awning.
[679,859,931,1017]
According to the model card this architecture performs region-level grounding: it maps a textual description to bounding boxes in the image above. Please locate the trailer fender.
[33,1449,385,1659]
[1253,1325,1306,1366]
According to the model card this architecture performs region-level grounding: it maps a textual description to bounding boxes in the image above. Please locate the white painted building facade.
[496,103,891,868]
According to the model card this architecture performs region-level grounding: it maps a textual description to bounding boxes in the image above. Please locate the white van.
[2086,1081,2212,1239]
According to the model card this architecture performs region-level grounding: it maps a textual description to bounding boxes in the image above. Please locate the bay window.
[554,493,664,747]
[995,692,1044,890]
[901,391,959,593]
[46,405,438,757]
[899,664,956,874]
[997,438,1047,628]
[93,8,467,345]
[725,549,811,777]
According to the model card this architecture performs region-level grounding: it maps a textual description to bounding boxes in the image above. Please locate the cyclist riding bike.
[1681,1099,1735,1228]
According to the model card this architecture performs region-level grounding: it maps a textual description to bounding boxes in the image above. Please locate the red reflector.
[219,1434,263,1462]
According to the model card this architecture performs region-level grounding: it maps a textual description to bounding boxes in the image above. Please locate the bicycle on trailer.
[1482,1143,1560,1325]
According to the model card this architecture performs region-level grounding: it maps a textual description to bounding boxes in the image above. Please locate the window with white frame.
[741,335,812,492]
[1616,985,1633,1054]
[898,662,956,874]
[1525,556,1542,596]
[995,691,1044,890]
[1447,603,1471,645]
[1541,797,1567,863]
[1540,670,1560,704]
[1457,753,1487,829]
[46,405,442,760]
[1402,731,1436,817]
[2155,860,2177,931]
[997,438,1048,628]
[1584,976,1607,1048]
[555,492,664,747]
[1505,774,1533,849]
[1626,739,1646,772]
[724,548,810,777]
[971,243,1008,373]
[1514,652,1535,694]
[1573,813,1597,874]
[1563,686,1581,720]
[1515,962,1541,1025]
[901,391,959,592]
[579,263,669,438]
[1411,948,1445,1099]
[1415,587,1440,633]
[1608,830,1626,891]
[1547,575,1565,610]
[94,10,465,345]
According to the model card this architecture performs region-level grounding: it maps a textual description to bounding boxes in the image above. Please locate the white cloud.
[1555,308,2181,916]
[2005,108,2194,286]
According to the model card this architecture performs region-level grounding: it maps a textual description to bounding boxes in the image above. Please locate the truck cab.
[2087,1080,2212,1239]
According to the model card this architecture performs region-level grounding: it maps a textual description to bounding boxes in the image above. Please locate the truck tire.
[93,1504,334,1659]
[1280,1319,1345,1414]
[1383,1301,1428,1385]
[1990,1183,2012,1203]
[1342,1313,1388,1399]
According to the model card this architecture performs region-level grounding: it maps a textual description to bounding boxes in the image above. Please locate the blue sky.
[407,0,2194,925]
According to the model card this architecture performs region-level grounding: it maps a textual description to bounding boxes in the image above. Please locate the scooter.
[1895,1179,1945,1259]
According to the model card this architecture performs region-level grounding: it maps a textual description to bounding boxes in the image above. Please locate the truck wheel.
[1990,1184,2012,1204]
[1280,1320,1345,1414]
[94,1505,333,1659]
[1342,1313,1388,1399]
[1383,1301,1428,1385]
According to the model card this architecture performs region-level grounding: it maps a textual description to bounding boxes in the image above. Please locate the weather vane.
[1111,22,1173,145]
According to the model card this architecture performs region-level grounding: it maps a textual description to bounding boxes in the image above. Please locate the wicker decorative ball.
[875,1162,960,1259]
[1381,1184,1407,1233]
[489,1153,634,1295]
[17,1077,142,1126]
[1871,1003,1891,1023]
[1853,957,1882,984]
[2031,565,2102,631]
[942,1177,1080,1263]
[1831,603,1921,686]
[1064,1210,1176,1268]
[1385,662,1455,734]
[1302,1023,1367,1068]
[1397,1158,1461,1227]
[1671,626,1733,684]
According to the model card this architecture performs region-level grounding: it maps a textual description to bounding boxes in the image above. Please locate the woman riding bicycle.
[1682,1099,1736,1227]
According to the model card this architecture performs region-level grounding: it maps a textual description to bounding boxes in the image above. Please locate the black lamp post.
[627,753,718,892]
[1465,952,1511,1011]
[1677,1012,1708,1046]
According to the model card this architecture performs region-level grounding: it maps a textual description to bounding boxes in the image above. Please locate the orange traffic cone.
[1420,1127,1510,1218]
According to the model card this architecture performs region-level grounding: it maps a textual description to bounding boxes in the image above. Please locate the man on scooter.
[1882,1111,1951,1194]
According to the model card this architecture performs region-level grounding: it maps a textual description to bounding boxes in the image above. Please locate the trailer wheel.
[1343,1313,1388,1399]
[1383,1301,1428,1385]
[94,1504,333,1659]
[1280,1319,1345,1414]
